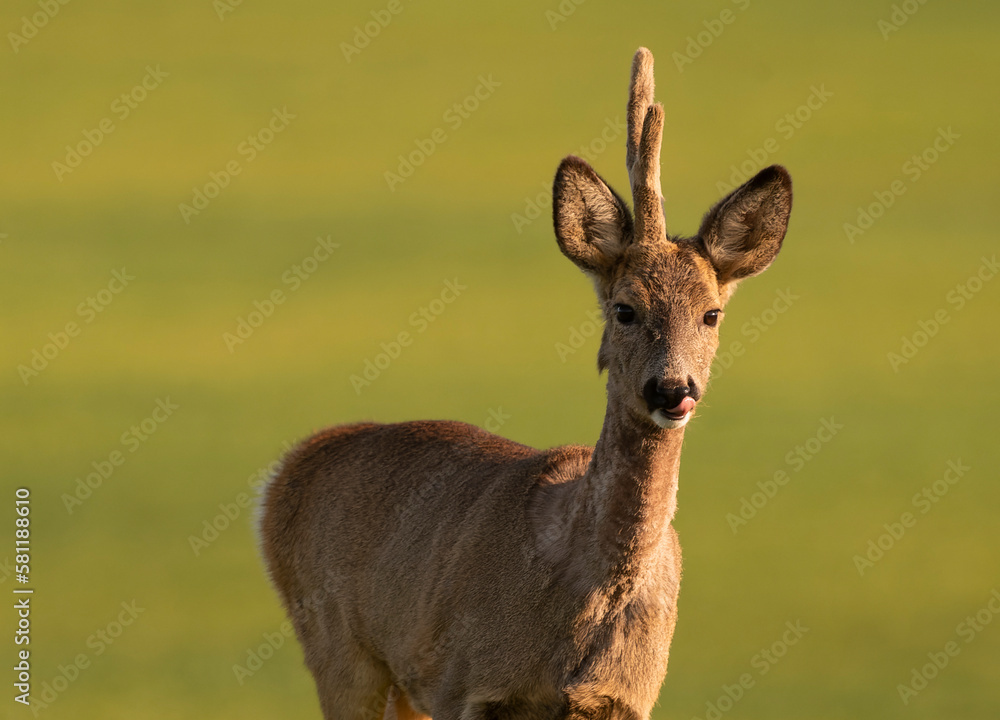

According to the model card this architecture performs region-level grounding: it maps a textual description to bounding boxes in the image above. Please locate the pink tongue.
[668,397,697,415]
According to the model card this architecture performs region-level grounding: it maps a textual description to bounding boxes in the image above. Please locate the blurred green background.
[2,0,998,717]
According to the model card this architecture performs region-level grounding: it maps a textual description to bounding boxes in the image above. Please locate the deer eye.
[614,304,635,324]
[703,309,720,327]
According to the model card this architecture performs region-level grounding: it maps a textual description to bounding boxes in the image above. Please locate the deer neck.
[581,380,685,588]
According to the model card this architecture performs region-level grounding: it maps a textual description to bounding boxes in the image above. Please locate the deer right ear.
[553,155,633,278]
[699,165,792,285]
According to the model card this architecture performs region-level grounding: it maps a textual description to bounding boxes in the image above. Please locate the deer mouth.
[650,397,696,429]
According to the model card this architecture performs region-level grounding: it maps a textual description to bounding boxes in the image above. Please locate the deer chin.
[650,397,697,429]
[650,408,693,429]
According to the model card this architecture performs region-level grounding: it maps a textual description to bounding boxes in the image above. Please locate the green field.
[2,0,999,717]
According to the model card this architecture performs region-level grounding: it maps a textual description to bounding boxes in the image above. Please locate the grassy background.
[2,0,998,717]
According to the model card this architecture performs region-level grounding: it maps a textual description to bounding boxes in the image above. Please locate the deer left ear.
[699,165,792,285]
[553,155,633,280]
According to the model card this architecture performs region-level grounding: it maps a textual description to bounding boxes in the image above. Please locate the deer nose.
[643,377,699,413]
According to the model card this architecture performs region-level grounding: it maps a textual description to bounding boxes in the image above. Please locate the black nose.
[643,377,698,411]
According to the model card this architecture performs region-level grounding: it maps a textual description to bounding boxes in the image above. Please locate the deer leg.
[303,629,393,720]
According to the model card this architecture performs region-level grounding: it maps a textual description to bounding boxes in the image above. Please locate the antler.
[626,47,666,242]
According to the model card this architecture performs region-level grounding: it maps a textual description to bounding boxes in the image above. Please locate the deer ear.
[699,165,792,285]
[553,155,633,279]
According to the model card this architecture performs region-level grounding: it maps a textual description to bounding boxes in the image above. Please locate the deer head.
[553,47,793,430]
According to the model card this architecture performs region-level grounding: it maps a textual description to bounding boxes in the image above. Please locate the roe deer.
[260,47,792,720]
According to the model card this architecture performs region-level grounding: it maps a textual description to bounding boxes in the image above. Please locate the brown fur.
[259,48,792,720]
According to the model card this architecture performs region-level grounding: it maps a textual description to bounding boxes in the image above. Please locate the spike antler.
[626,47,666,242]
